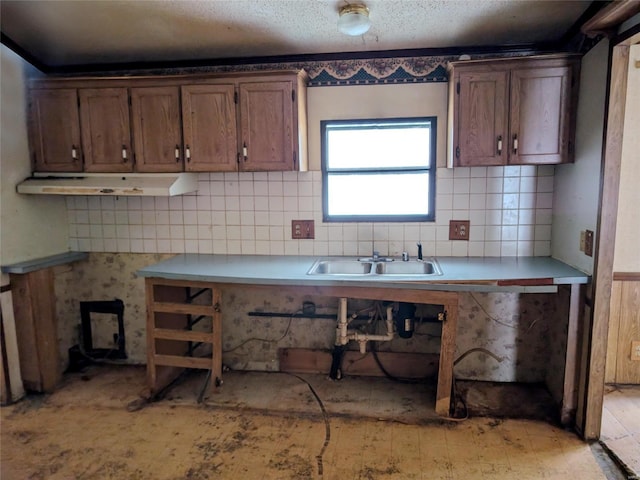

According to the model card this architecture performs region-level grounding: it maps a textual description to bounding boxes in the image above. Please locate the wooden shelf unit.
[145,278,222,397]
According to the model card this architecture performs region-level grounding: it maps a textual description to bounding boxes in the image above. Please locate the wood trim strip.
[496,278,553,286]
[151,302,213,316]
[154,354,212,370]
[581,1,640,38]
[152,328,213,343]
[613,272,640,281]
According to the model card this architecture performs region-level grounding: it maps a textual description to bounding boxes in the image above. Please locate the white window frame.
[321,116,437,222]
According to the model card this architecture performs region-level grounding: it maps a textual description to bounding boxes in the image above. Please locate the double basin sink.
[307,257,442,276]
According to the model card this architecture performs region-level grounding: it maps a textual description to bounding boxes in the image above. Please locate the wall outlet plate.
[292,220,314,239]
[449,220,470,241]
[584,229,594,257]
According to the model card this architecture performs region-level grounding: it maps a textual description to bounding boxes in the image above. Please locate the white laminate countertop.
[136,254,589,293]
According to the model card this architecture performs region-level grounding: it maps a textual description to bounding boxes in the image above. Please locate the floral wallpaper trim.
[59,55,455,86]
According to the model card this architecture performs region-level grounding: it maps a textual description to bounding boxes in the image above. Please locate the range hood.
[16,172,199,196]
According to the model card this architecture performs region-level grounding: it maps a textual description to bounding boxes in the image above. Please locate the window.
[321,117,436,222]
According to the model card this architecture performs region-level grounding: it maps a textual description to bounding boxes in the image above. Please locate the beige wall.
[613,43,640,272]
[551,39,609,274]
[307,83,448,171]
[0,45,68,265]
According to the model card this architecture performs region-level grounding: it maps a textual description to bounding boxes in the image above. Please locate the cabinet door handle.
[175,145,180,162]
[122,145,128,162]
[71,145,79,161]
[185,145,191,162]
[513,134,519,154]
[497,136,503,156]
[242,142,248,161]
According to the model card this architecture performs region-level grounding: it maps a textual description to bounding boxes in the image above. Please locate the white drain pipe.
[335,297,394,353]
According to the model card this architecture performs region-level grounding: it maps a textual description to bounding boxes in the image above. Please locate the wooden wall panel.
[607,278,640,384]
[605,281,623,382]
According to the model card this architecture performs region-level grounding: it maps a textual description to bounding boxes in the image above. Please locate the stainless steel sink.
[307,258,442,276]
[375,260,441,275]
[307,260,373,275]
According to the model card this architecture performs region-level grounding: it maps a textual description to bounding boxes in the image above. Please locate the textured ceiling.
[1,0,593,69]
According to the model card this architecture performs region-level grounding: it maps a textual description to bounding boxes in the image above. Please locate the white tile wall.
[67,166,554,257]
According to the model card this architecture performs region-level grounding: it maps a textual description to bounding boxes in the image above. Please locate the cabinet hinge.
[456,146,460,158]
[234,91,238,104]
[292,90,295,102]
[456,82,460,94]
[293,151,297,168]
[236,152,240,164]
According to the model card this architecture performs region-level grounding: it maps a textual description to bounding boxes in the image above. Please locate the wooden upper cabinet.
[130,86,183,173]
[28,88,82,172]
[456,71,509,167]
[79,88,132,173]
[29,70,308,173]
[509,66,573,165]
[449,55,580,167]
[181,84,237,172]
[239,80,296,171]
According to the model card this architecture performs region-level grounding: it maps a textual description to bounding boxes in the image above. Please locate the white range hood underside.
[17,172,199,196]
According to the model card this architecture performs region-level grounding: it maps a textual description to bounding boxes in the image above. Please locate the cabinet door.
[455,70,509,166]
[79,88,132,173]
[131,86,183,172]
[239,81,295,171]
[509,66,573,164]
[181,84,237,172]
[29,89,82,172]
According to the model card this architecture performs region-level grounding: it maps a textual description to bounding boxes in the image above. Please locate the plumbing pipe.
[335,299,395,353]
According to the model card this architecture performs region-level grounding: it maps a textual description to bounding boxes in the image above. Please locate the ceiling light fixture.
[337,4,371,36]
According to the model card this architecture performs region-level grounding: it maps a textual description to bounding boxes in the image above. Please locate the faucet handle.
[416,242,423,261]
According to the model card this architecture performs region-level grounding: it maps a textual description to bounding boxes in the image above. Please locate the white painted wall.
[613,43,640,272]
[551,39,609,274]
[0,45,68,265]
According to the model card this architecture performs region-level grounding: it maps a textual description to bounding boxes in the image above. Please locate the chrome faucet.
[372,250,380,261]
[417,242,423,261]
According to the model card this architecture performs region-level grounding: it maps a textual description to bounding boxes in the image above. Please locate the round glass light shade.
[337,4,371,36]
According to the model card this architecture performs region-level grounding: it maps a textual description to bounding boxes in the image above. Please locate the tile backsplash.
[67,165,554,257]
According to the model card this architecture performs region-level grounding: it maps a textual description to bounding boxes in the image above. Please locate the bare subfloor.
[601,384,640,478]
[1,366,616,479]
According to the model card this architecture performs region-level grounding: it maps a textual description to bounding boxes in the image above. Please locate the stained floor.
[601,384,640,477]
[0,366,617,480]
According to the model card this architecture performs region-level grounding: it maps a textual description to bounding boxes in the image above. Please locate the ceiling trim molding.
[7,40,559,76]
[0,33,50,73]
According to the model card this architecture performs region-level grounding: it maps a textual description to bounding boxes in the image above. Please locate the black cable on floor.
[285,373,330,479]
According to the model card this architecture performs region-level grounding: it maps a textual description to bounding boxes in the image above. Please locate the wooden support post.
[436,294,459,416]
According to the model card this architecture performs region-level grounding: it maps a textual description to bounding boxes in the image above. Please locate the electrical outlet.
[449,220,470,240]
[291,220,314,239]
[631,341,640,362]
[584,229,594,257]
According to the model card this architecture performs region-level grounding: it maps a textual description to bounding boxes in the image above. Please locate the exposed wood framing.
[582,43,630,440]
[582,1,640,38]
